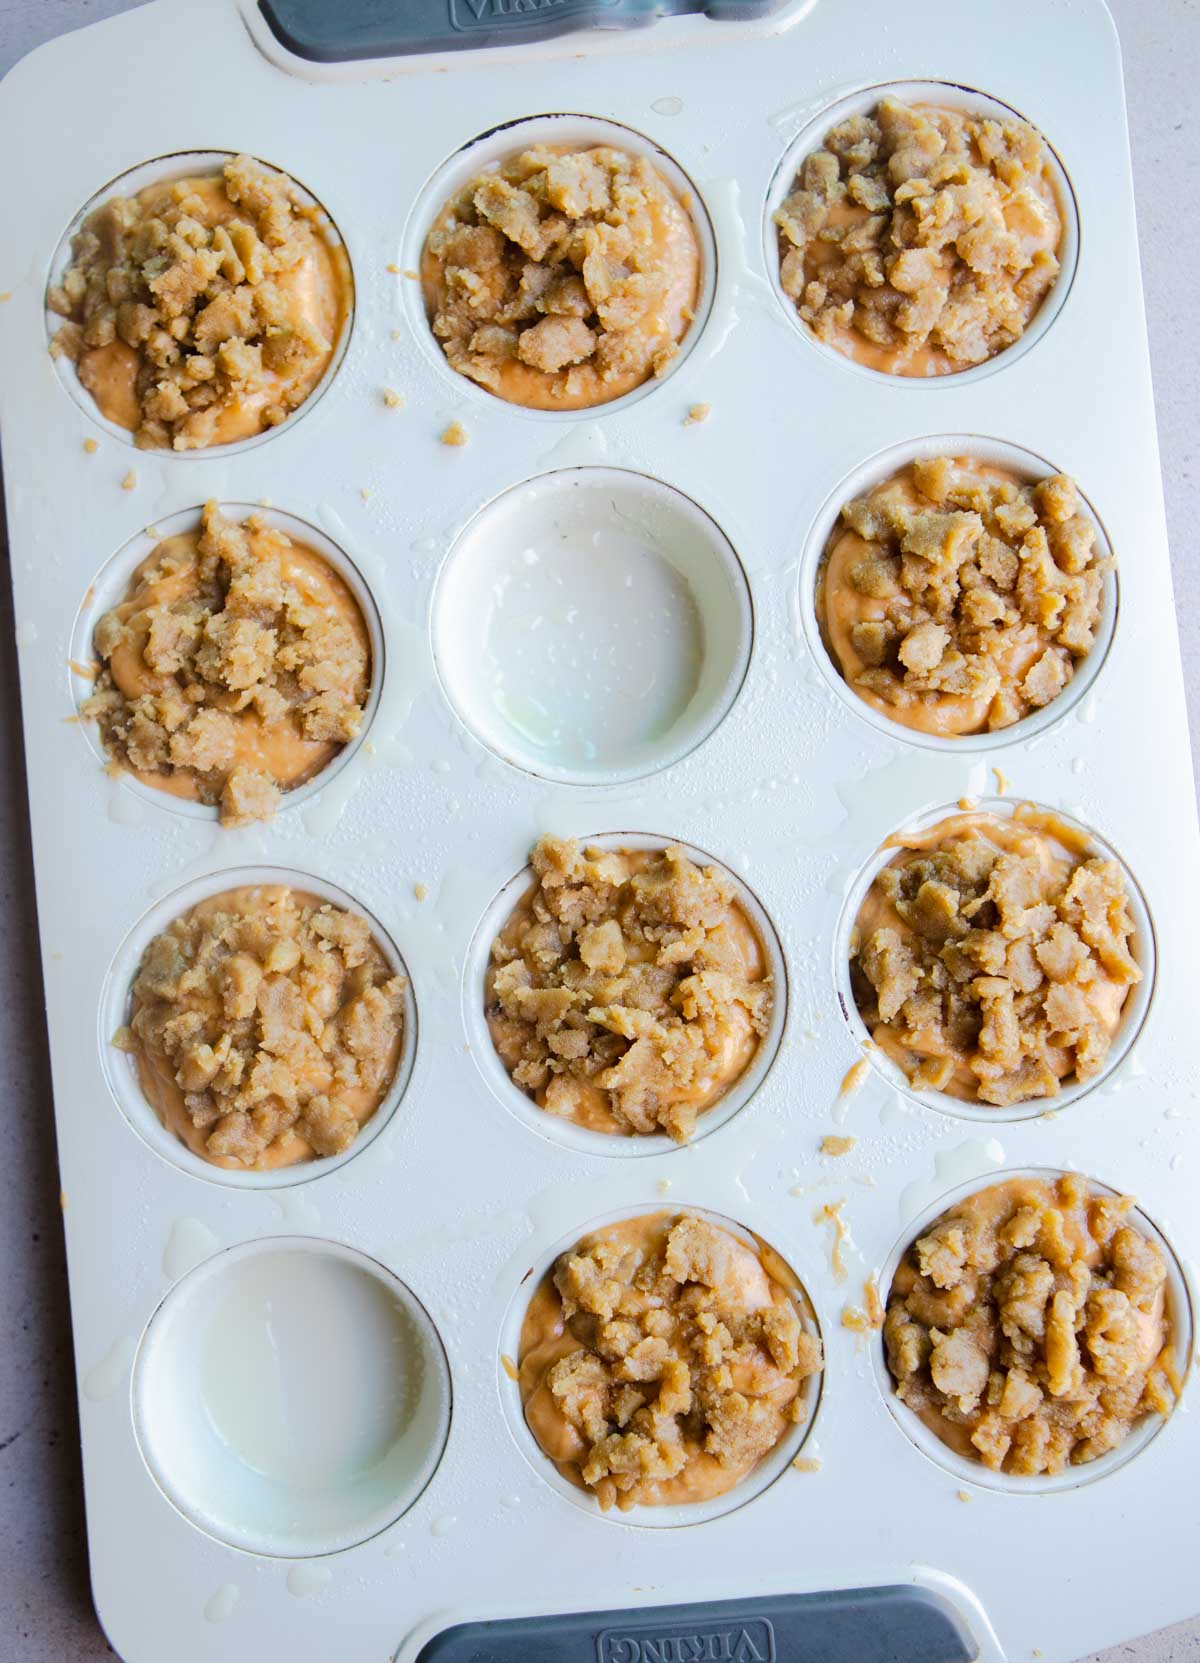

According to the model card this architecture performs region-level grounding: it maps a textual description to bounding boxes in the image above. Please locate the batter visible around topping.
[884,1174,1178,1475]
[82,504,370,826]
[817,457,1109,737]
[518,1211,823,1510]
[421,144,701,410]
[776,98,1063,376]
[850,808,1142,1107]
[486,838,773,1142]
[121,885,405,1172]
[48,154,351,450]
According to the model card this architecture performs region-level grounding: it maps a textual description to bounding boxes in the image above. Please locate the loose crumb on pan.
[851,808,1141,1106]
[422,145,700,408]
[836,1056,869,1104]
[486,837,772,1142]
[127,885,405,1171]
[82,502,370,827]
[49,155,347,451]
[884,1173,1178,1474]
[821,1134,856,1156]
[414,883,428,902]
[814,1199,850,1282]
[83,437,99,455]
[956,1489,973,1502]
[440,420,468,446]
[121,470,137,491]
[518,1211,823,1510]
[776,98,1062,375]
[818,459,1108,736]
[994,766,1010,794]
[792,1455,822,1473]
[501,1354,519,1382]
[382,387,405,409]
[842,1276,885,1333]
[684,402,711,425]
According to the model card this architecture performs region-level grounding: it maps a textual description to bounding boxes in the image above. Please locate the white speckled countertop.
[0,2,1195,1658]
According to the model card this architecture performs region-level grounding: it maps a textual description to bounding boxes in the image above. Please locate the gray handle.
[258,0,788,61]
[415,1585,977,1662]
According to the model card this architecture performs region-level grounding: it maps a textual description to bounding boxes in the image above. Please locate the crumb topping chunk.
[486,839,773,1142]
[818,458,1109,735]
[519,1212,823,1510]
[885,1175,1177,1474]
[125,885,405,1171]
[777,99,1063,375]
[84,503,370,826]
[422,145,700,409]
[49,154,349,450]
[851,811,1141,1106]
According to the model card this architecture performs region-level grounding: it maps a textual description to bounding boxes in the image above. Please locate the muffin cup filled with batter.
[467,834,787,1156]
[802,437,1117,747]
[874,1170,1189,1492]
[838,800,1154,1121]
[47,150,353,450]
[501,1206,823,1523]
[73,503,381,824]
[101,867,416,1187]
[404,115,715,417]
[766,82,1077,383]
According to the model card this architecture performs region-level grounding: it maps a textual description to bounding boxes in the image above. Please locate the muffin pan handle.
[414,1585,977,1662]
[258,0,789,62]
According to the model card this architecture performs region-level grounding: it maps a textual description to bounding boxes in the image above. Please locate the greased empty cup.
[433,468,752,784]
[132,1237,451,1557]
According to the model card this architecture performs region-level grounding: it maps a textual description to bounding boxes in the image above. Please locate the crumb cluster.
[520,1212,823,1510]
[819,458,1108,734]
[49,154,347,449]
[486,839,772,1141]
[777,99,1062,374]
[84,503,369,826]
[423,145,699,406]
[885,1174,1177,1474]
[125,886,404,1170]
[851,812,1141,1106]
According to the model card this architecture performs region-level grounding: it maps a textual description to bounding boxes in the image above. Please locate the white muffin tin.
[0,0,1195,1659]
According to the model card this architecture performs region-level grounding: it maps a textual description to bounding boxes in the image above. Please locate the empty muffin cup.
[799,436,1117,750]
[402,114,715,417]
[836,799,1155,1122]
[434,468,751,784]
[72,503,383,825]
[47,150,353,451]
[101,866,416,1187]
[873,1169,1191,1493]
[765,82,1078,384]
[133,1236,451,1555]
[499,1205,823,1525]
[466,833,786,1155]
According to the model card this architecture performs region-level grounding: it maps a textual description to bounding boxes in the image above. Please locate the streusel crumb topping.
[886,1174,1176,1474]
[777,99,1062,375]
[486,839,772,1141]
[84,503,369,826]
[125,885,404,1171]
